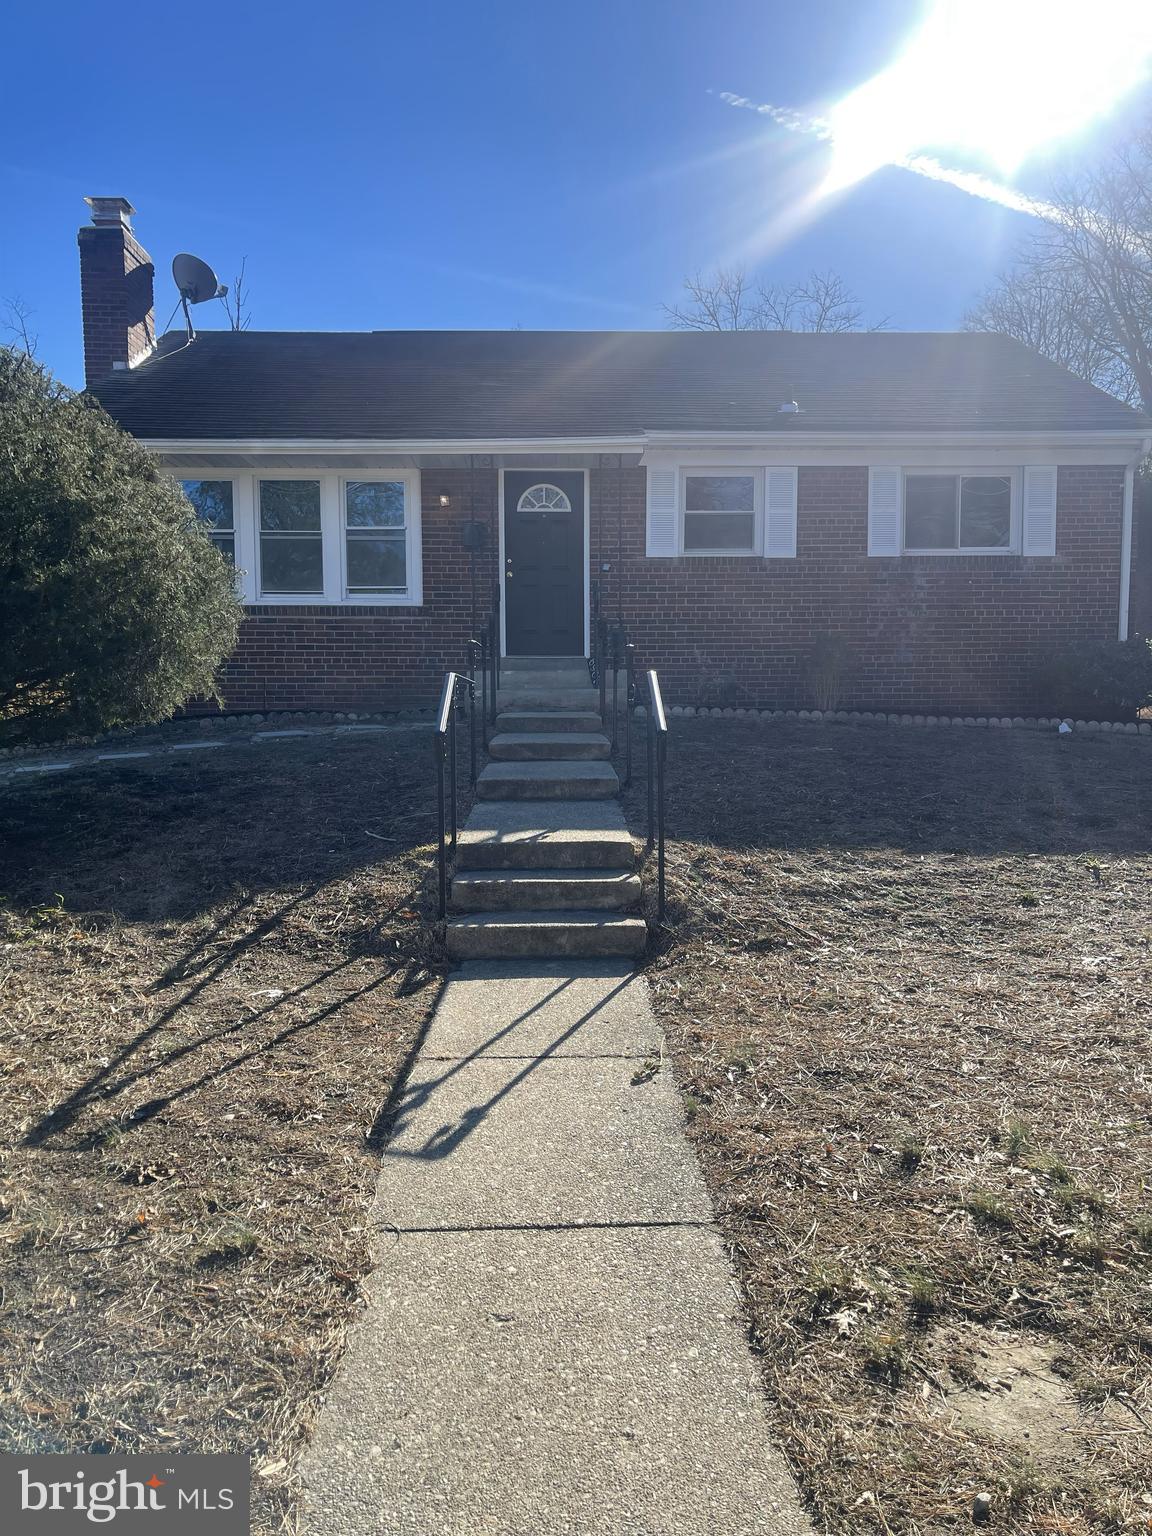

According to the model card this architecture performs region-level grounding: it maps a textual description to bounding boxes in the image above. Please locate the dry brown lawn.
[0,728,444,1533]
[624,719,1152,1536]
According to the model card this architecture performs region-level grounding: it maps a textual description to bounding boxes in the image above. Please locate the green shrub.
[0,349,241,740]
[1031,635,1152,723]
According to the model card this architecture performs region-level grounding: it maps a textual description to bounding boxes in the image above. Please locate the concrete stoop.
[446,659,644,959]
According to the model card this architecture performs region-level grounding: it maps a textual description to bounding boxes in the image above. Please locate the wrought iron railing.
[589,610,636,789]
[589,594,669,921]
[434,670,475,921]
[469,583,501,732]
[645,669,668,923]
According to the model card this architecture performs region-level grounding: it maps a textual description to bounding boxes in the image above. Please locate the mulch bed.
[624,720,1152,1536]
[0,729,446,1533]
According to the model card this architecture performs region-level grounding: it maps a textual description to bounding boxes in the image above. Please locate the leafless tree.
[1,297,38,357]
[664,267,884,332]
[965,124,1152,413]
[218,257,252,331]
[966,264,1139,405]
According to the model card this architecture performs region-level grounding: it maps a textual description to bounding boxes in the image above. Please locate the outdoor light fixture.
[438,490,451,507]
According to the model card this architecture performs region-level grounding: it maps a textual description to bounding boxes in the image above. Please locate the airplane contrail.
[717,92,1063,223]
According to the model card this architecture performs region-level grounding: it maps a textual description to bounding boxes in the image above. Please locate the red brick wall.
[604,464,1127,715]
[213,468,498,713]
[205,462,1127,717]
[78,224,155,387]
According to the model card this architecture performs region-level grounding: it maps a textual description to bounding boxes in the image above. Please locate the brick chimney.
[78,196,155,387]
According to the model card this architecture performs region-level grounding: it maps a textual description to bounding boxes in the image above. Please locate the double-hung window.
[258,479,323,595]
[344,480,410,596]
[682,471,761,554]
[181,479,235,563]
[904,472,1014,553]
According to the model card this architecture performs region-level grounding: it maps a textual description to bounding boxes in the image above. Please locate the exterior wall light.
[439,490,451,507]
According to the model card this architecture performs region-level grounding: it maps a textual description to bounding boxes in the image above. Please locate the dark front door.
[503,470,585,656]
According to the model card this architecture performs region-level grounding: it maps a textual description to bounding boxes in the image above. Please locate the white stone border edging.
[658,706,1151,735]
[0,714,434,783]
[0,707,434,761]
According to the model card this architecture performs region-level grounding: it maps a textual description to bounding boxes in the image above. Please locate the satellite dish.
[171,253,229,342]
[172,253,225,304]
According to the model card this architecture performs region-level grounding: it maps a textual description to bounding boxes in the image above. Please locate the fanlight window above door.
[517,484,571,513]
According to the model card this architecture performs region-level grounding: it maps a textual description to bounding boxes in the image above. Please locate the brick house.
[81,197,1152,717]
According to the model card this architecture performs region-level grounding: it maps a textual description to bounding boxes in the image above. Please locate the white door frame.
[498,467,590,658]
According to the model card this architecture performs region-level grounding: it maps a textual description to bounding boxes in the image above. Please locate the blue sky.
[0,0,1135,386]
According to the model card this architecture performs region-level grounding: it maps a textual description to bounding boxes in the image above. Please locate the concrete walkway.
[300,960,810,1536]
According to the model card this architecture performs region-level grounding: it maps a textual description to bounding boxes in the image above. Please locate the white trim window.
[343,478,415,598]
[181,478,236,563]
[681,470,761,555]
[258,479,324,595]
[903,470,1017,553]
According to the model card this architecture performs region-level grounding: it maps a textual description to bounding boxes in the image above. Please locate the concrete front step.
[452,868,642,912]
[477,760,619,801]
[445,911,648,959]
[495,710,603,735]
[457,800,635,870]
[500,656,588,674]
[492,671,592,691]
[497,687,601,712]
[489,732,610,762]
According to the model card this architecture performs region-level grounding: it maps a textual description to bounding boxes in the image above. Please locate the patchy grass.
[625,719,1152,1536]
[0,729,445,1533]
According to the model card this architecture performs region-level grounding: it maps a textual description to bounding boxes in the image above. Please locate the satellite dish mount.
[171,253,228,341]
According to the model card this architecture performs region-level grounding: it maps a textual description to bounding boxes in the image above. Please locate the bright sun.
[823,0,1152,193]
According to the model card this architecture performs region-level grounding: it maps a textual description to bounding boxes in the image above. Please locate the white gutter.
[642,429,1152,449]
[141,428,1152,457]
[140,435,646,457]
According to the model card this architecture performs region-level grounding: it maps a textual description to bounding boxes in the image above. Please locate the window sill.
[901,547,1019,557]
[677,549,761,559]
[250,593,422,606]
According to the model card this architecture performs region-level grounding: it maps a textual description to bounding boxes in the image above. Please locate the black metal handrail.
[589,612,637,788]
[645,669,668,923]
[589,600,668,921]
[434,670,475,921]
[469,583,501,732]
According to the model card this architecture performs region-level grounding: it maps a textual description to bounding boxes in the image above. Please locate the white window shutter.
[645,464,678,556]
[1022,466,1058,555]
[764,467,798,558]
[868,467,902,555]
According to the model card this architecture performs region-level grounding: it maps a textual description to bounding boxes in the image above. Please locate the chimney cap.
[85,196,136,228]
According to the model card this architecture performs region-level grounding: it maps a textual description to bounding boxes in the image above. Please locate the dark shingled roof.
[88,329,1151,440]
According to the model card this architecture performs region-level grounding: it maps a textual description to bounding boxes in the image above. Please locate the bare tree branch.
[1,297,38,357]
[218,257,252,332]
[965,122,1152,413]
[664,267,885,333]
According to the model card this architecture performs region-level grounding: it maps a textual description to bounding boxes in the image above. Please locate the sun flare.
[823,0,1152,194]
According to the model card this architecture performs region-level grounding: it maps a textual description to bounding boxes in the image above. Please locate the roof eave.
[139,434,648,458]
[140,427,1152,459]
[642,428,1152,447]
